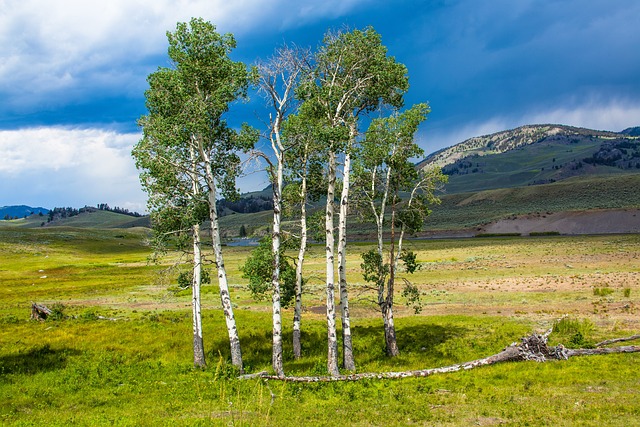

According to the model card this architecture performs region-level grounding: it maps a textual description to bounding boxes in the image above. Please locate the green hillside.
[419,124,640,194]
[0,210,150,229]
[216,174,640,237]
[426,173,640,230]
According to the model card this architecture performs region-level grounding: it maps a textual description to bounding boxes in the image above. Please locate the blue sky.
[1,0,639,212]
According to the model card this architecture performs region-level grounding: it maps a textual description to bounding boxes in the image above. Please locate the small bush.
[474,233,521,238]
[212,354,241,381]
[593,287,614,297]
[49,303,67,321]
[623,288,632,298]
[553,316,595,336]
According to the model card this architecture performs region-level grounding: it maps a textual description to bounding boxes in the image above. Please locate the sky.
[1,0,639,212]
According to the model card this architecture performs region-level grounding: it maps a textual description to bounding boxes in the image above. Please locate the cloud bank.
[0,127,145,211]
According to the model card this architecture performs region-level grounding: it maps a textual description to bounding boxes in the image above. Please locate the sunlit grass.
[1,227,639,425]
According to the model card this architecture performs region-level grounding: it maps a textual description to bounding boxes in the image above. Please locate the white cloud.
[0,127,146,211]
[423,118,511,154]
[526,99,640,133]
[0,0,370,106]
[422,98,640,155]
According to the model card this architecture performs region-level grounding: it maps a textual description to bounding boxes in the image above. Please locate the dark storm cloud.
[0,0,638,208]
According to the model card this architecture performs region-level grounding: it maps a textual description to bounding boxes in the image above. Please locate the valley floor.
[1,228,639,425]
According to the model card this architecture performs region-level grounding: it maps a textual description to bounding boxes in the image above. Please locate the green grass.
[1,227,640,425]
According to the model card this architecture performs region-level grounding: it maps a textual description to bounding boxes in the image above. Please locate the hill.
[418,124,640,194]
[0,209,150,229]
[219,172,640,239]
[0,205,49,220]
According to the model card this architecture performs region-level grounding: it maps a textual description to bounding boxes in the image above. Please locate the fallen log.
[31,302,52,321]
[595,334,640,347]
[242,332,640,382]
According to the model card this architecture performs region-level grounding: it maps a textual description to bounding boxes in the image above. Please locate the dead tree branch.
[595,334,640,347]
[240,332,640,382]
[30,302,52,321]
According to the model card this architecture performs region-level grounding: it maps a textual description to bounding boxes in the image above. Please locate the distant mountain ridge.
[0,205,49,220]
[418,124,623,169]
[417,124,640,194]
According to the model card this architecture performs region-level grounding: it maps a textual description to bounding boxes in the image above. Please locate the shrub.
[623,288,632,298]
[49,303,67,321]
[593,287,614,297]
[529,231,560,236]
[553,316,595,336]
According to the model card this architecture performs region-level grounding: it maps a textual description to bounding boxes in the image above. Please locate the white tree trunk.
[325,150,340,377]
[271,153,284,377]
[338,150,355,371]
[202,156,243,373]
[192,223,206,368]
[384,199,400,357]
[293,172,307,359]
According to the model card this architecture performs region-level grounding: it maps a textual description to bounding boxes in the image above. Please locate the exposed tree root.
[238,331,640,382]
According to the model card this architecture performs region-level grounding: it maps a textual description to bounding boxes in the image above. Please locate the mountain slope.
[418,124,640,194]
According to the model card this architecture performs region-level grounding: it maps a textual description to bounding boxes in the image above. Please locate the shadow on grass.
[351,321,469,367]
[209,316,469,374]
[0,344,81,378]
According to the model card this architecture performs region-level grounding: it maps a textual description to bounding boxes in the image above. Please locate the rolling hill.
[0,209,150,229]
[218,124,640,237]
[3,124,638,236]
[0,205,49,220]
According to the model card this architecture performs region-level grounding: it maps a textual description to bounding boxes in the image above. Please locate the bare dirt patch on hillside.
[483,208,640,235]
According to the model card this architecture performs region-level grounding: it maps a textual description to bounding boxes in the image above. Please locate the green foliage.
[529,231,561,236]
[177,267,211,289]
[401,280,422,314]
[399,250,419,274]
[552,317,595,339]
[240,236,298,307]
[360,249,388,286]
[623,288,632,298]
[49,303,67,321]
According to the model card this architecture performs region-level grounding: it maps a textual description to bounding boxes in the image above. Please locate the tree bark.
[192,223,206,368]
[30,302,52,321]
[383,195,400,356]
[338,149,355,371]
[271,152,285,377]
[325,150,340,377]
[203,156,243,373]
[595,334,640,347]
[293,170,308,360]
[382,304,400,357]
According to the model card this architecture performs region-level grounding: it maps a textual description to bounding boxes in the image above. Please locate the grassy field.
[1,226,639,425]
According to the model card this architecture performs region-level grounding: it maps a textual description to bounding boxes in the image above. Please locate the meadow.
[1,226,639,425]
